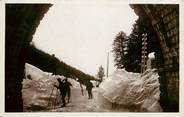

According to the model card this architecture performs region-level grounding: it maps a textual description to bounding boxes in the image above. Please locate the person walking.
[64,78,72,103]
[86,80,93,99]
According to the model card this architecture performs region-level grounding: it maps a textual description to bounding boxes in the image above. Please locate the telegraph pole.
[141,33,148,73]
[106,52,109,78]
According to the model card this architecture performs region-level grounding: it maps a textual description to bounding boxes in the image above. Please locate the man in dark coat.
[86,80,93,99]
[64,78,72,103]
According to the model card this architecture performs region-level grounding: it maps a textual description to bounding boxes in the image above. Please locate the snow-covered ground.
[22,63,162,112]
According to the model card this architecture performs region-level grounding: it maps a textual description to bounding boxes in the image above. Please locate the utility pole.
[141,33,148,73]
[106,52,109,78]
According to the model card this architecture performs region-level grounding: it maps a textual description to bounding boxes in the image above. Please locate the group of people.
[54,78,94,107]
[54,78,72,107]
[51,55,94,107]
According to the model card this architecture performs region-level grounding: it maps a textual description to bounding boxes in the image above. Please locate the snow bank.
[25,63,46,80]
[22,63,81,111]
[97,69,162,112]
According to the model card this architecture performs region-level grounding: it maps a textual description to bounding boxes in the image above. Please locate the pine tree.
[125,16,161,72]
[112,16,163,73]
[112,31,128,69]
[126,22,142,72]
[97,65,105,82]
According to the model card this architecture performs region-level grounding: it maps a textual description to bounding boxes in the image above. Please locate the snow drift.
[97,69,162,112]
[22,63,81,111]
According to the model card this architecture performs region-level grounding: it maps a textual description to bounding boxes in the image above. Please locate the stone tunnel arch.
[130,4,179,112]
[5,4,179,112]
[5,4,52,112]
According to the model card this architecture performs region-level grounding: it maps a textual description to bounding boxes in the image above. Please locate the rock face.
[130,4,179,112]
[98,69,162,112]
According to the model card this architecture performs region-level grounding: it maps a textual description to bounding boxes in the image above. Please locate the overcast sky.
[32,2,138,76]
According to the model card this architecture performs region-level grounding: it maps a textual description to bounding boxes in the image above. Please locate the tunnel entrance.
[5,4,52,112]
[5,4,179,112]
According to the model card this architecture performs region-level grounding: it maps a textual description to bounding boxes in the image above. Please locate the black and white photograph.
[1,0,183,116]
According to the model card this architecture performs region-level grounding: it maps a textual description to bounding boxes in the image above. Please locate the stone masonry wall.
[5,4,51,112]
[131,4,179,111]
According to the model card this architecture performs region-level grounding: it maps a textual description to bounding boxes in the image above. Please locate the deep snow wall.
[22,63,82,111]
[97,69,162,112]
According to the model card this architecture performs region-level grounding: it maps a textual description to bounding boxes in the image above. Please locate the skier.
[54,78,67,107]
[86,80,93,99]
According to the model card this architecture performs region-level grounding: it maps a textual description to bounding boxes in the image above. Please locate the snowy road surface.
[47,87,128,112]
